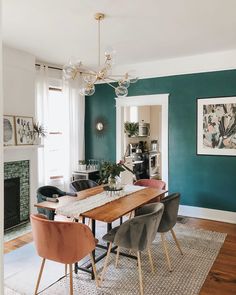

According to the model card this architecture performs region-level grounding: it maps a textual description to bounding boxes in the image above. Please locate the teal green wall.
[85,69,236,212]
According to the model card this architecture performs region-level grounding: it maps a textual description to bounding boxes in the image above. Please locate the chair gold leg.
[99,242,112,285]
[170,229,183,255]
[147,248,155,273]
[161,233,172,272]
[34,258,46,295]
[90,253,99,287]
[69,264,73,295]
[65,264,68,276]
[115,246,120,268]
[137,251,144,295]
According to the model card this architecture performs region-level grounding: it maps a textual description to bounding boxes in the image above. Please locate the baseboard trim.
[179,205,236,224]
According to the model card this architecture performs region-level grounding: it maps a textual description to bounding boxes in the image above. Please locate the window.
[44,88,69,185]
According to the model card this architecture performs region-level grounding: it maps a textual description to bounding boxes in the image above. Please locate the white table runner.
[56,185,146,219]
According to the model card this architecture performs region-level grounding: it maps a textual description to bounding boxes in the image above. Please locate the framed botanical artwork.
[3,115,16,146]
[15,116,34,145]
[197,96,236,156]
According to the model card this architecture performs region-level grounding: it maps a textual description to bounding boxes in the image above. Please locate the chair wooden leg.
[87,218,91,228]
[147,248,155,273]
[170,229,183,255]
[161,233,172,272]
[34,258,46,295]
[137,251,144,295]
[128,211,133,219]
[65,264,68,276]
[99,242,112,285]
[115,246,120,268]
[90,253,99,287]
[69,264,73,295]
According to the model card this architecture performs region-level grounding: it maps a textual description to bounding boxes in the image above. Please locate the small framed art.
[197,96,236,156]
[15,116,34,145]
[3,115,16,146]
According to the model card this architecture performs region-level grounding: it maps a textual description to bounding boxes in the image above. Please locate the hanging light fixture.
[63,13,138,97]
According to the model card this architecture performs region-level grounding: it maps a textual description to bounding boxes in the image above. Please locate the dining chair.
[157,193,183,272]
[99,202,164,295]
[129,178,166,218]
[134,179,166,190]
[36,186,76,220]
[70,179,98,226]
[31,214,98,295]
[70,179,98,193]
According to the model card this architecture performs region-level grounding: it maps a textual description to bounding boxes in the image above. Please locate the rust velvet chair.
[31,214,98,295]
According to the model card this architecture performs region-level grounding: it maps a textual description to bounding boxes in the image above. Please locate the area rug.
[5,223,226,295]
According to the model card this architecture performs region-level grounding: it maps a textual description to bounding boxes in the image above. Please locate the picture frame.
[197,96,236,156]
[3,115,16,146]
[15,116,34,145]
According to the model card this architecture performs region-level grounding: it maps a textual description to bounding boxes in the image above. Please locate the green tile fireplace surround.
[85,69,236,213]
[4,160,30,223]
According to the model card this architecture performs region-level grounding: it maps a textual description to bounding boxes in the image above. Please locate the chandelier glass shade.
[63,13,138,97]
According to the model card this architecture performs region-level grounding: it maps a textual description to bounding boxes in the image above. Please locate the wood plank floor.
[4,217,236,295]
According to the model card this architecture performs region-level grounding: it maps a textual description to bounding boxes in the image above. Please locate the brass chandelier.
[63,13,138,97]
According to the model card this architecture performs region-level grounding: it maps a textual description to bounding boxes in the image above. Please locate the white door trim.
[115,94,169,186]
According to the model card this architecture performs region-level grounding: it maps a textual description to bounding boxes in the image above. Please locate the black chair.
[157,193,183,271]
[100,203,164,295]
[37,186,76,220]
[70,179,98,192]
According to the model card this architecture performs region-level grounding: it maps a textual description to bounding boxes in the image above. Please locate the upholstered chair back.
[158,193,180,233]
[114,203,164,251]
[31,214,96,264]
[70,179,98,192]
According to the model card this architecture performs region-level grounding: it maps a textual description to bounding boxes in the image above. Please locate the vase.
[108,175,121,190]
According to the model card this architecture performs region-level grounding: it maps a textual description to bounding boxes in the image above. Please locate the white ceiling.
[3,0,236,68]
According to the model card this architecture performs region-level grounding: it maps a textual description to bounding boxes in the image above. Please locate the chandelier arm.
[106,76,119,82]
[98,16,101,67]
[101,78,117,89]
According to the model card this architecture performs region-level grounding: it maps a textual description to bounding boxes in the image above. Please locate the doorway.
[115,94,169,186]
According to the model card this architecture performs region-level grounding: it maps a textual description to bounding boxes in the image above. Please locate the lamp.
[63,13,138,97]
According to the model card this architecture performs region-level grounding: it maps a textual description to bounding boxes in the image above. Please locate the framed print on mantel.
[3,115,16,146]
[15,116,34,145]
[197,96,236,156]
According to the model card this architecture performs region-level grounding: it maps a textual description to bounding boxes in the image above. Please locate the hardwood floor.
[4,217,236,295]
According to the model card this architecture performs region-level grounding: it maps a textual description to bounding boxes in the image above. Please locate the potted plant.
[32,122,46,145]
[124,121,139,137]
[99,161,127,189]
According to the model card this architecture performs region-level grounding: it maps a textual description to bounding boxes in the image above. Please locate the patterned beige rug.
[39,224,226,295]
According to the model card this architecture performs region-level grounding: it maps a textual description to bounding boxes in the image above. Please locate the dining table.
[34,185,167,279]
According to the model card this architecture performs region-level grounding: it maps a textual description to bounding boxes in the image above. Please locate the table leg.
[120,216,123,225]
[74,217,79,274]
[91,219,96,280]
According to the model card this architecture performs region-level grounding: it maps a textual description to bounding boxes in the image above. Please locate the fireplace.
[4,160,30,230]
[4,177,20,230]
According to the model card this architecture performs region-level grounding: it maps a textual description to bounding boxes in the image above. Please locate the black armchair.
[70,179,98,192]
[36,185,76,220]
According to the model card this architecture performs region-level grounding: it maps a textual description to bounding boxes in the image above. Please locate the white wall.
[3,45,37,215]
[0,2,4,292]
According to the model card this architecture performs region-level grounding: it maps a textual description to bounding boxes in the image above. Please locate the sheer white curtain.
[35,65,49,187]
[36,66,85,190]
[63,77,85,188]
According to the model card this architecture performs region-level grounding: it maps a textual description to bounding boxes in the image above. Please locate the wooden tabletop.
[34,186,167,223]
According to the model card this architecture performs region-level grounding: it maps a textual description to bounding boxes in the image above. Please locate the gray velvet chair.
[100,202,164,295]
[157,193,183,272]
